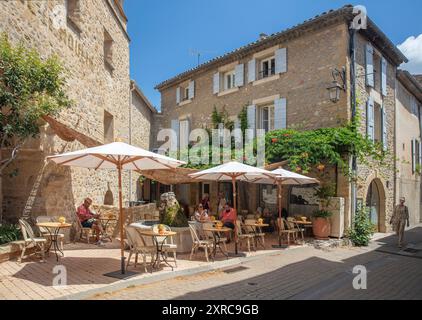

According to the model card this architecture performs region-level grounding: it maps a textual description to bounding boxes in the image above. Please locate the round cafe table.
[99,217,117,242]
[202,226,232,260]
[137,229,177,271]
[36,222,72,262]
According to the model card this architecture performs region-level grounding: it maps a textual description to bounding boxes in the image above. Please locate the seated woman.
[194,204,209,222]
[254,207,263,219]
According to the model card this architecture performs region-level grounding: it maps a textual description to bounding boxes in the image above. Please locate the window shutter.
[411,139,416,174]
[248,59,256,83]
[381,57,387,96]
[234,118,241,129]
[213,72,220,94]
[365,44,374,88]
[366,97,375,142]
[179,119,190,152]
[275,48,287,74]
[176,87,181,104]
[235,64,244,87]
[247,105,256,132]
[188,80,195,99]
[419,140,422,166]
[171,119,180,150]
[382,104,387,150]
[274,98,287,129]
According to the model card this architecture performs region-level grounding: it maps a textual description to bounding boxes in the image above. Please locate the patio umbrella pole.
[118,160,126,274]
[278,181,282,247]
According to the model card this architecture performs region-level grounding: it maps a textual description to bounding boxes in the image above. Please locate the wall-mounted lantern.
[327,67,346,103]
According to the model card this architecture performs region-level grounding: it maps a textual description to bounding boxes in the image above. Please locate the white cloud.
[398,34,422,74]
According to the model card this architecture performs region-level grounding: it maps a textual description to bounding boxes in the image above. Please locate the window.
[183,87,190,101]
[373,53,381,92]
[104,111,114,143]
[259,56,275,79]
[65,0,81,33]
[373,102,382,143]
[223,70,236,90]
[104,29,114,73]
[259,105,275,133]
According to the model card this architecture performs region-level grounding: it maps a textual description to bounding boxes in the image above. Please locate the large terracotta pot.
[312,217,331,240]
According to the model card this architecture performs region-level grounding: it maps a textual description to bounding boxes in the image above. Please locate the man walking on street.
[390,197,410,248]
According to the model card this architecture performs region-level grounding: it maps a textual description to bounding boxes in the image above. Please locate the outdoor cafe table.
[136,229,177,271]
[202,226,231,260]
[293,220,313,237]
[243,223,269,249]
[36,222,72,262]
[99,216,117,242]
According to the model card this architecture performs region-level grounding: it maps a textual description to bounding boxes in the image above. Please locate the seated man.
[219,203,236,230]
[76,198,104,245]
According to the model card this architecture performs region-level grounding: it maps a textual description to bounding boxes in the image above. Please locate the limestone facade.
[0,1,152,225]
[154,6,415,232]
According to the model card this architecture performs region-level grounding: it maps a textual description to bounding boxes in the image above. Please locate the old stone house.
[154,5,421,232]
[0,1,155,224]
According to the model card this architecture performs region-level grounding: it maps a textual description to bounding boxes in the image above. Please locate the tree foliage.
[0,34,71,170]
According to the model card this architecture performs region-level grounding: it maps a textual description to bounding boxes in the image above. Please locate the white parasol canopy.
[47,141,185,275]
[189,161,277,254]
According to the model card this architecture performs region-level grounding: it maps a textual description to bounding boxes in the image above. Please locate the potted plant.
[312,210,333,239]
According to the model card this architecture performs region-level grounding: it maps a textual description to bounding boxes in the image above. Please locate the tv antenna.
[189,48,217,67]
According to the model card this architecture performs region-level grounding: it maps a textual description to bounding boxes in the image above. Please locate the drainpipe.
[349,27,357,226]
[129,81,135,205]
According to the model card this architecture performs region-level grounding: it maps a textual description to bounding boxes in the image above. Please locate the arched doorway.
[366,179,383,232]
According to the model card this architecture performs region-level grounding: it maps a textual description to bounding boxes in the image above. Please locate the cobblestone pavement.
[89,227,422,300]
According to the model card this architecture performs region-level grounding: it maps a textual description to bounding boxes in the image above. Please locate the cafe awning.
[42,115,101,148]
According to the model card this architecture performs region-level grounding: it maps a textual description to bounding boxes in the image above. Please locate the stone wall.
[354,33,397,232]
[395,81,422,225]
[157,22,350,135]
[0,1,148,224]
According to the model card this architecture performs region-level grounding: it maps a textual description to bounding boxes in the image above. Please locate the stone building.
[395,70,422,226]
[0,1,154,225]
[154,5,420,232]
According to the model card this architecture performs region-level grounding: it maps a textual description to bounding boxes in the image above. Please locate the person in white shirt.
[194,204,209,222]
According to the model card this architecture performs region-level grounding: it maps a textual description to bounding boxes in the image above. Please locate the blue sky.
[124,0,422,110]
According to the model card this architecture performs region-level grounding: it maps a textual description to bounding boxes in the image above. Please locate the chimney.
[259,33,268,40]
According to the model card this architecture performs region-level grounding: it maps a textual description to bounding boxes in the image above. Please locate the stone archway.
[363,178,387,232]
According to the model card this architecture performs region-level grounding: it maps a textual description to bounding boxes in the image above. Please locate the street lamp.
[326,67,346,103]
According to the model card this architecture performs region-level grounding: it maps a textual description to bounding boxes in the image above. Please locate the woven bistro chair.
[277,218,298,246]
[18,219,47,263]
[235,220,255,253]
[152,224,178,267]
[125,226,156,272]
[188,222,213,262]
[244,219,266,246]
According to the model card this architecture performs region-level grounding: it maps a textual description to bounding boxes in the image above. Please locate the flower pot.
[312,217,331,240]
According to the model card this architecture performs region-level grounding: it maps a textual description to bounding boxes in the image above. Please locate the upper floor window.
[104,29,114,74]
[365,43,387,96]
[65,0,81,33]
[259,56,275,80]
[176,80,195,105]
[104,110,114,143]
[183,86,190,101]
[224,70,236,90]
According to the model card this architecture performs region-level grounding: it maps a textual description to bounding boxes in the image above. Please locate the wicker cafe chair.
[18,219,47,263]
[188,222,213,262]
[152,224,178,267]
[287,217,305,243]
[277,218,297,246]
[244,219,266,246]
[125,226,156,272]
[36,216,65,251]
[235,220,255,253]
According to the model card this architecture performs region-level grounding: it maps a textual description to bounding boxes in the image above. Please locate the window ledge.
[217,87,239,97]
[104,60,114,75]
[252,74,280,86]
[178,99,192,106]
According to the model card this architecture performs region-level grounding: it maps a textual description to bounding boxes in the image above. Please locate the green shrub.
[312,210,333,219]
[347,207,375,247]
[0,224,21,245]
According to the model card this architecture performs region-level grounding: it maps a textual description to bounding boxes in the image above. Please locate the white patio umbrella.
[250,168,319,247]
[189,161,277,254]
[47,141,185,275]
